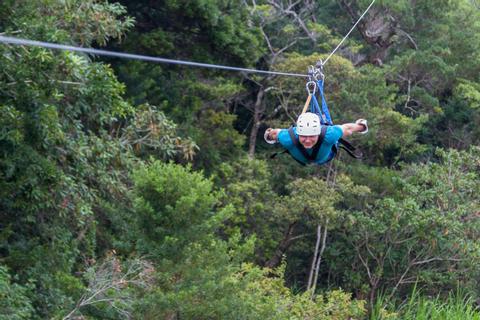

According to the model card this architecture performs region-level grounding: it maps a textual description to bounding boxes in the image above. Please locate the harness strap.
[270,149,289,159]
[317,79,333,125]
[281,150,307,166]
[338,138,363,159]
[311,95,329,125]
[302,95,312,114]
[270,145,306,166]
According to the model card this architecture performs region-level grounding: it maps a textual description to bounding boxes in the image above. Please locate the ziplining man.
[264,112,368,165]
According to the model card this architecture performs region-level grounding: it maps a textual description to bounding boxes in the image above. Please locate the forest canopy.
[0,0,479,319]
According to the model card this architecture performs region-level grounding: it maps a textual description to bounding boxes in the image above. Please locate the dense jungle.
[1,0,480,319]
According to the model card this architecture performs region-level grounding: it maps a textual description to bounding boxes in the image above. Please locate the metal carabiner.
[306,80,316,95]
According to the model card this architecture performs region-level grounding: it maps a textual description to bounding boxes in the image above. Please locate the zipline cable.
[0,1,376,77]
[0,35,308,78]
[321,0,376,66]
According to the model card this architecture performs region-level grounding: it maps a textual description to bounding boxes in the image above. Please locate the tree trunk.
[248,86,265,159]
[265,221,297,268]
[312,223,328,295]
[338,0,397,65]
[307,225,322,291]
[307,221,329,296]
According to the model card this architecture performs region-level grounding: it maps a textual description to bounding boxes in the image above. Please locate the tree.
[0,1,190,317]
[132,161,366,319]
[0,266,34,320]
[133,161,233,259]
[326,147,480,306]
[107,0,263,170]
[62,256,153,320]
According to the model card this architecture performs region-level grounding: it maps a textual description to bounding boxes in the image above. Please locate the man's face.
[299,135,319,149]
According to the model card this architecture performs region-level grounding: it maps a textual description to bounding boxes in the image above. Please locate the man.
[264,112,368,165]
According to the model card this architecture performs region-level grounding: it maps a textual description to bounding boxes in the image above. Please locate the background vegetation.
[0,0,479,319]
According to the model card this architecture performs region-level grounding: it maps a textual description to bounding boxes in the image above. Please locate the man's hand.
[340,120,368,137]
[355,119,368,134]
[264,128,279,144]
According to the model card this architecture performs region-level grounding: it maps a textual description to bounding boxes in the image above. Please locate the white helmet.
[296,112,321,136]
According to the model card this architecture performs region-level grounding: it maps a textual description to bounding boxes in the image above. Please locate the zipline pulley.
[314,60,325,81]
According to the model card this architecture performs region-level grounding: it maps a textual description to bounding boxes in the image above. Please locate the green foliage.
[120,104,199,161]
[133,161,233,258]
[344,163,401,199]
[231,264,366,320]
[0,1,157,317]
[137,240,366,319]
[385,48,454,112]
[371,288,480,320]
[454,80,480,110]
[2,0,480,318]
[1,0,134,45]
[423,79,480,149]
[114,65,247,172]
[132,160,367,319]
[367,108,429,165]
[0,266,34,320]
[118,0,262,64]
[327,147,480,303]
[0,105,24,146]
[215,158,277,259]
[137,237,256,319]
[278,177,341,225]
[191,110,246,172]
[110,0,263,116]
